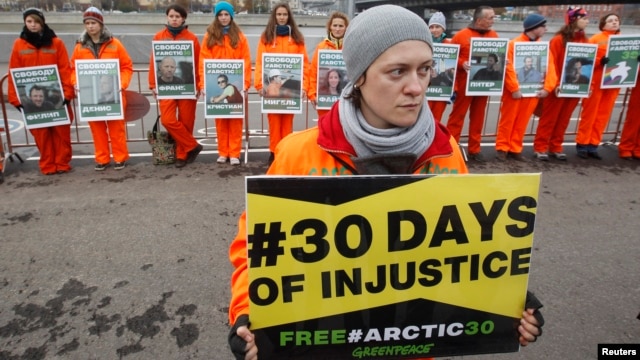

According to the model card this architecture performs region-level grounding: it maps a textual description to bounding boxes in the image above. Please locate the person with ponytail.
[533,6,589,161]
[149,4,202,168]
[255,2,310,165]
[7,8,75,175]
[308,11,349,120]
[199,1,251,166]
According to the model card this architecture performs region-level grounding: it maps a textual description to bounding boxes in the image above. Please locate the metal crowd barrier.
[478,87,631,146]
[1,69,269,166]
[1,69,633,175]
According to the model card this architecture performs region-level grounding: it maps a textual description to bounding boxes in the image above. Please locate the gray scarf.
[338,82,435,159]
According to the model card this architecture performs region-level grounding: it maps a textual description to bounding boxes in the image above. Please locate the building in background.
[456,4,639,25]
[6,2,638,24]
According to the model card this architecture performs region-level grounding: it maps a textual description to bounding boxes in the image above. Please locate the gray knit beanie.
[343,5,432,86]
[429,12,447,30]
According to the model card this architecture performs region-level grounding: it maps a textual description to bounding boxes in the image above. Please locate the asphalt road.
[1,146,639,359]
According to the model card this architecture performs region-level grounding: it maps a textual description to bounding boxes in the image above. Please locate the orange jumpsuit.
[149,26,201,162]
[8,28,75,174]
[199,32,251,160]
[428,38,452,123]
[308,36,342,120]
[618,85,640,158]
[533,31,588,154]
[255,34,310,153]
[445,27,499,155]
[428,99,450,123]
[70,31,133,165]
[576,30,621,150]
[496,33,557,154]
[229,102,468,325]
[428,97,448,123]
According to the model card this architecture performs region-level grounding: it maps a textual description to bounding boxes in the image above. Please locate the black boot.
[587,145,602,160]
[576,144,589,159]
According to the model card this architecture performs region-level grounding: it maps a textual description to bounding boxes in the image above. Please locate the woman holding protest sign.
[427,11,453,123]
[255,2,310,165]
[7,8,75,175]
[70,7,133,171]
[227,5,543,360]
[149,4,202,168]
[575,13,622,160]
[533,6,589,161]
[198,1,251,166]
[308,11,349,120]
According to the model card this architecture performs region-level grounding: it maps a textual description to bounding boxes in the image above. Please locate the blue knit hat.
[214,1,234,19]
[523,14,546,32]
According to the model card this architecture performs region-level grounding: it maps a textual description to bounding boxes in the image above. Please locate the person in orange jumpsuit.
[495,14,555,162]
[7,8,75,175]
[618,84,640,159]
[533,7,589,161]
[226,5,543,360]
[445,6,499,162]
[199,1,251,166]
[255,2,310,165]
[427,11,452,123]
[575,13,622,160]
[149,4,202,168]
[308,11,349,120]
[70,7,133,171]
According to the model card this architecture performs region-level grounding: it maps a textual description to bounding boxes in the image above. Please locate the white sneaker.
[230,158,240,166]
[217,156,228,164]
[533,152,549,161]
[551,152,567,161]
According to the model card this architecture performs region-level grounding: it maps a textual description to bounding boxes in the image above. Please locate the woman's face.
[429,24,443,38]
[217,10,232,27]
[575,16,589,30]
[602,15,619,32]
[25,15,42,33]
[330,18,347,39]
[357,40,433,129]
[275,7,289,26]
[84,19,102,37]
[166,9,184,28]
[328,71,340,89]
